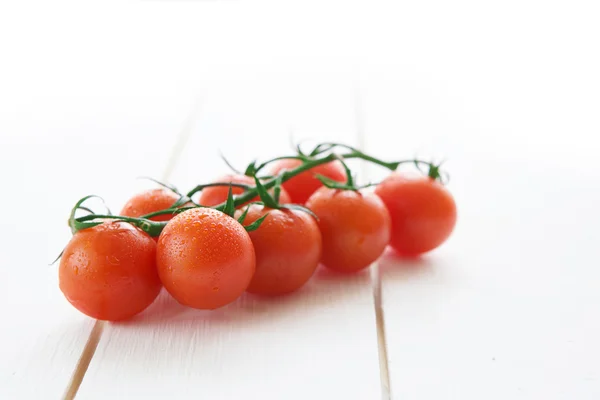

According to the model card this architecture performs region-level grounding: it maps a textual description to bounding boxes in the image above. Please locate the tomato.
[306,188,391,272]
[157,208,255,309]
[268,159,346,204]
[120,188,180,222]
[375,173,457,255]
[198,174,291,207]
[59,221,161,321]
[235,205,321,296]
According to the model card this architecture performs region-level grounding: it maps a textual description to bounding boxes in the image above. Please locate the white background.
[1,0,599,399]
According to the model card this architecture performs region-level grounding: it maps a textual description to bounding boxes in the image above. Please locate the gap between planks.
[354,86,392,400]
[372,264,392,400]
[61,92,393,399]
[62,99,201,400]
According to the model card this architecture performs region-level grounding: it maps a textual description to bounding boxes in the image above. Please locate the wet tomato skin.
[59,221,161,321]
[306,187,391,273]
[120,188,180,222]
[156,208,256,309]
[236,205,322,296]
[375,173,457,255]
[199,174,291,207]
[268,159,346,204]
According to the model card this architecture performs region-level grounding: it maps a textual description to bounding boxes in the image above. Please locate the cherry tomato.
[198,174,291,207]
[235,205,321,295]
[157,208,255,309]
[268,159,346,204]
[59,221,161,321]
[120,188,180,222]
[306,188,391,272]
[375,173,457,255]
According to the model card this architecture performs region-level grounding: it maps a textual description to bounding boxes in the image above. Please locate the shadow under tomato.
[115,289,191,326]
[74,250,463,376]
[377,248,436,281]
[313,264,370,281]
[105,247,456,331]
[119,263,373,329]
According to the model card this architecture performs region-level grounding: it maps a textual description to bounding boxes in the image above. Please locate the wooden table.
[1,1,599,399]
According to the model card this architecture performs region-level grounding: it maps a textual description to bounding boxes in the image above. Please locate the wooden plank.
[0,90,196,399]
[77,78,383,399]
[360,0,600,394]
[373,155,600,399]
[1,3,205,397]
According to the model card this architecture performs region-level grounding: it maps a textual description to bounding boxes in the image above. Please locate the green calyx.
[250,175,318,221]
[236,204,269,232]
[220,185,269,232]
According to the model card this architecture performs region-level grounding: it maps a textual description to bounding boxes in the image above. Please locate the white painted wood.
[2,2,384,398]
[8,0,598,397]
[0,4,199,396]
[0,92,196,399]
[360,0,600,398]
[77,78,383,399]
[1,0,224,395]
[376,161,600,400]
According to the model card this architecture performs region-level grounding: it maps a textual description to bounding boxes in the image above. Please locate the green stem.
[74,214,167,237]
[357,152,401,170]
[334,154,354,187]
[253,155,307,175]
[217,153,440,210]
[219,152,242,175]
[215,152,354,210]
[186,182,252,198]
[307,142,432,171]
[309,142,356,156]
[69,148,443,237]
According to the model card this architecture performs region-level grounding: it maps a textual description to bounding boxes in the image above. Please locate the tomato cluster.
[58,143,456,321]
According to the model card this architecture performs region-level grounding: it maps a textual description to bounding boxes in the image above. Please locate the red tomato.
[375,173,457,255]
[120,188,180,222]
[157,208,255,309]
[198,174,291,207]
[306,188,391,272]
[59,221,161,321]
[268,159,346,204]
[235,205,321,295]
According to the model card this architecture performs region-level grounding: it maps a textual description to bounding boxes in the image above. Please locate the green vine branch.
[67,143,447,238]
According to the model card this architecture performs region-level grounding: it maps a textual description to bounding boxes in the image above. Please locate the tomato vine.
[66,141,446,237]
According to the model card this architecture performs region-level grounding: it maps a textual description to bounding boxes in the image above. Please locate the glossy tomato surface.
[120,188,180,222]
[59,221,161,321]
[236,205,321,295]
[375,173,457,255]
[157,208,255,309]
[306,187,391,272]
[268,159,346,204]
